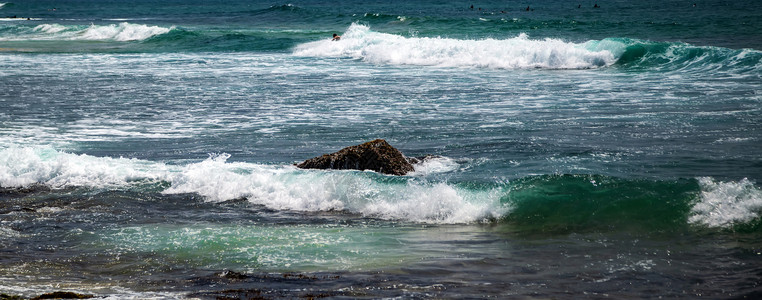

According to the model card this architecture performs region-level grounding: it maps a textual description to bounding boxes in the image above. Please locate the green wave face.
[608,39,762,72]
[499,175,701,234]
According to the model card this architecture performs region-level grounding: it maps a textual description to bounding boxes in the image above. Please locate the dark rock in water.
[217,269,249,280]
[297,139,414,176]
[30,292,94,300]
[0,185,51,196]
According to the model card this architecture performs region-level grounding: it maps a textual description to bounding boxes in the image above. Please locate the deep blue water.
[1,0,761,298]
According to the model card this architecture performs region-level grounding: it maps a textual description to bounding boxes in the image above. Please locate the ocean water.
[1,0,761,298]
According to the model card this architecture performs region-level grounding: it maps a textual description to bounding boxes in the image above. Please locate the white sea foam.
[293,23,619,69]
[33,23,67,34]
[409,156,460,176]
[690,177,762,228]
[78,22,172,41]
[712,137,754,144]
[1,147,505,224]
[0,146,169,188]
[0,17,39,22]
[164,153,507,223]
[8,146,761,227]
[14,22,172,41]
[0,226,22,238]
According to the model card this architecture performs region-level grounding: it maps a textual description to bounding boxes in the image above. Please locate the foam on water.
[293,23,619,69]
[77,23,173,41]
[0,22,173,41]
[3,146,761,227]
[689,177,762,228]
[408,156,460,176]
[0,147,500,223]
[33,23,67,34]
[0,281,186,300]
[0,146,169,188]
[163,153,505,223]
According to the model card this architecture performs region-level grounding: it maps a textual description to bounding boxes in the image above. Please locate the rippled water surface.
[1,0,761,298]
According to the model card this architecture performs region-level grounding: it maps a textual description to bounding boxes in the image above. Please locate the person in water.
[332,33,341,41]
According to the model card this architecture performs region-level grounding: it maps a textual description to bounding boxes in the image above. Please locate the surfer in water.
[332,33,341,41]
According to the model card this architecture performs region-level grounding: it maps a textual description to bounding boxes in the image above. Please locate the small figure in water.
[593,3,600,8]
[332,33,341,41]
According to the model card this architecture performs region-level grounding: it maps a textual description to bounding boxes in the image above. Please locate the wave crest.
[690,177,762,228]
[293,23,618,69]
[163,153,504,223]
[78,22,173,41]
[3,146,761,229]
[10,22,174,41]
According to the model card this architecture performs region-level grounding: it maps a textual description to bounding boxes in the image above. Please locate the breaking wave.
[293,23,762,72]
[293,23,617,69]
[0,22,174,41]
[2,146,760,230]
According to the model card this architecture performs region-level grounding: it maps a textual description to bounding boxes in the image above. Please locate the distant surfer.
[332,33,341,41]
[594,3,600,8]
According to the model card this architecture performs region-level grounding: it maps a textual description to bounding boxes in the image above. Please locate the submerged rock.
[30,292,94,300]
[297,139,414,176]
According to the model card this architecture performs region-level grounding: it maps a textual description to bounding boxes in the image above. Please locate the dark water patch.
[187,271,346,299]
[0,184,52,197]
[0,292,93,300]
[30,292,94,300]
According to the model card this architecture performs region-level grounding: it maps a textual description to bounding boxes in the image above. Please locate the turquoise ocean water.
[1,0,761,298]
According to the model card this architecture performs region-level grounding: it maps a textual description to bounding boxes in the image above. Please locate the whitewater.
[294,24,619,69]
[2,146,760,228]
[1,0,762,298]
